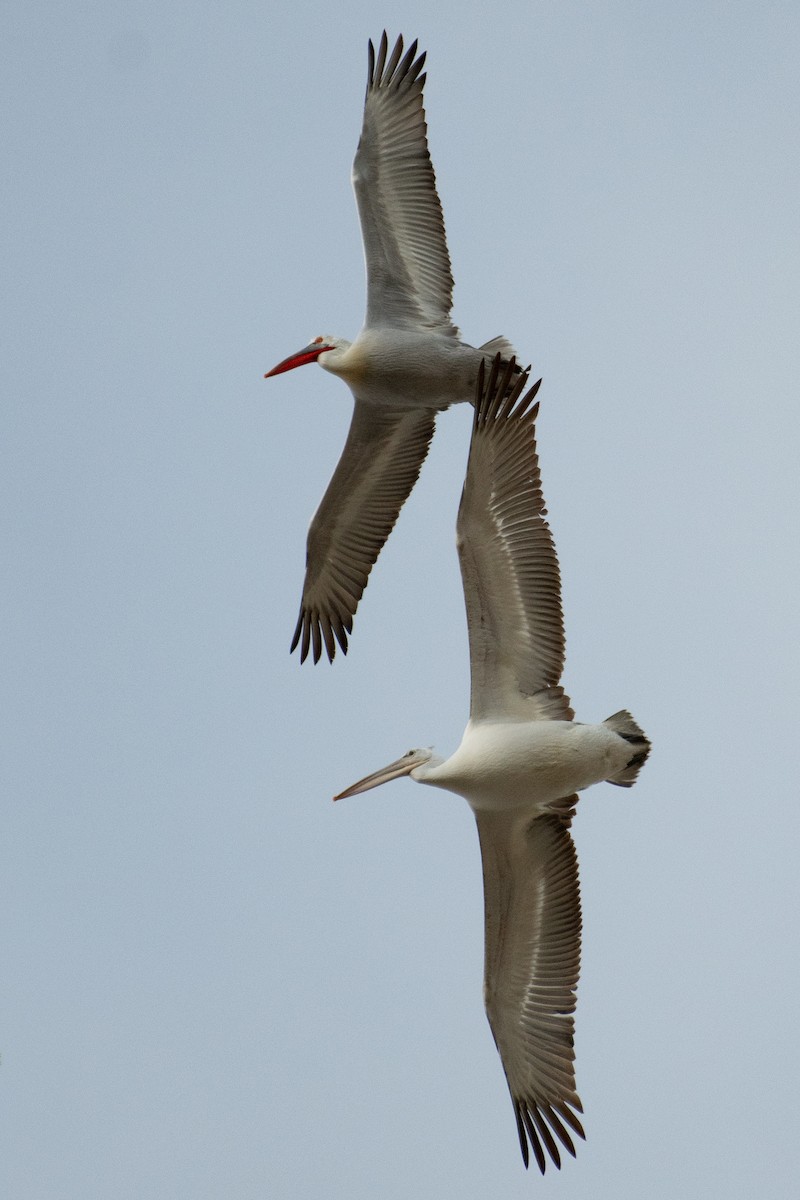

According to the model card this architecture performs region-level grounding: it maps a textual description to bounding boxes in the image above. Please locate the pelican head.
[264,335,350,378]
[334,747,436,800]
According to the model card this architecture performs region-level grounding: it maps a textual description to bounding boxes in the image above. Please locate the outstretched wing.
[457,358,572,723]
[476,806,585,1173]
[354,33,457,336]
[292,402,436,662]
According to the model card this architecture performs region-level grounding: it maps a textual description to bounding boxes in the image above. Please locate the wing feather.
[291,403,436,662]
[457,358,572,721]
[476,806,584,1173]
[354,33,457,334]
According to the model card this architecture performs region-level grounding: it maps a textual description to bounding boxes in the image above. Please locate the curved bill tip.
[333,748,432,801]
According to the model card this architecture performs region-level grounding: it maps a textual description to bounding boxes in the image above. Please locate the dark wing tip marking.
[290,606,352,665]
[513,1096,586,1173]
[367,32,426,95]
[473,354,541,435]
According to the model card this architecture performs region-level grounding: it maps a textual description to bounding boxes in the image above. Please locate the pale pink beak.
[333,748,432,800]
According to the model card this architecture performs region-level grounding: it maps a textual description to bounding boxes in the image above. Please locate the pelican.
[265,33,520,664]
[335,357,651,1172]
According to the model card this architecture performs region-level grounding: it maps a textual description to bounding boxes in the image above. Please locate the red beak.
[264,340,332,378]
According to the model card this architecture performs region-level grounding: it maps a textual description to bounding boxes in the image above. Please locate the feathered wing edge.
[291,403,436,663]
[476,805,585,1172]
[457,356,573,721]
[356,33,457,334]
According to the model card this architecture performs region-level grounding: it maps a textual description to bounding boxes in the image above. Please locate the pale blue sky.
[2,2,798,1197]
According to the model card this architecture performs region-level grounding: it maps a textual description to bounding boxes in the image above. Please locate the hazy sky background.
[3,2,798,1196]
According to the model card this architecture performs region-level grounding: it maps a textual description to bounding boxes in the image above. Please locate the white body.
[319,327,497,411]
[422,719,635,812]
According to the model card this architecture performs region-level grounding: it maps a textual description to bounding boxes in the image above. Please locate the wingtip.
[371,30,390,86]
[513,1102,530,1169]
[290,607,352,665]
[521,1105,548,1174]
[473,354,545,433]
[367,32,427,93]
[512,1096,585,1174]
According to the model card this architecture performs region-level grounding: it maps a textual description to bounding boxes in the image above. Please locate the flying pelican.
[335,356,651,1172]
[265,33,520,664]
